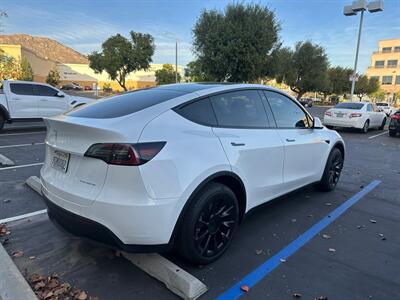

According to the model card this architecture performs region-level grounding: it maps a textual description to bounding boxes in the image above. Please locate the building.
[0,34,183,91]
[366,38,400,100]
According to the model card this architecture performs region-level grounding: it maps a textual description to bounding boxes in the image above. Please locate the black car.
[389,110,400,137]
[300,98,313,107]
[61,83,82,91]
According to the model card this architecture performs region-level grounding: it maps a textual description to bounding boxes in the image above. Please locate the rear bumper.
[389,120,400,132]
[323,116,364,129]
[44,194,171,253]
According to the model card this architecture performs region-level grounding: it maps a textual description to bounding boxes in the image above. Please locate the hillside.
[0,34,88,64]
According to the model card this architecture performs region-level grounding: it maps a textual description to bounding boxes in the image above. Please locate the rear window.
[376,103,388,107]
[67,88,185,118]
[334,103,364,110]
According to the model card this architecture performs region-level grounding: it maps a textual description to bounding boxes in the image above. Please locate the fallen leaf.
[12,250,24,258]
[293,293,302,298]
[1,238,9,245]
[240,285,250,293]
[322,234,331,239]
[29,256,36,260]
[44,291,54,299]
[328,248,336,253]
[33,281,45,290]
[280,258,286,262]
[0,224,7,236]
[369,219,377,224]
[255,249,263,255]
[325,202,332,206]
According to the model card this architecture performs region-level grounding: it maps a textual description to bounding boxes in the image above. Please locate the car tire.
[379,118,386,130]
[318,147,343,192]
[361,120,369,133]
[0,113,5,131]
[177,182,239,265]
[389,130,396,137]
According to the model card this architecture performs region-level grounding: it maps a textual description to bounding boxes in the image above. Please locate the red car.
[84,86,92,91]
[389,110,400,137]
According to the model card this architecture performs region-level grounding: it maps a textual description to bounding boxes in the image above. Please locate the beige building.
[366,38,400,98]
[0,39,183,91]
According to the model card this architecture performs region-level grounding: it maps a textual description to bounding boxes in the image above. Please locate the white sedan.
[324,102,387,133]
[376,102,395,116]
[41,83,345,264]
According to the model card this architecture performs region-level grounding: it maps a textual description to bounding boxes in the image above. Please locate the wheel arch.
[0,104,10,120]
[333,141,345,160]
[168,171,247,245]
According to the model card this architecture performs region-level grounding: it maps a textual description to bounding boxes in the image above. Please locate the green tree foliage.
[0,50,20,80]
[46,69,60,87]
[370,89,386,102]
[155,64,181,85]
[19,57,33,81]
[277,41,329,99]
[354,75,379,101]
[184,60,211,82]
[319,66,353,100]
[88,31,155,91]
[192,3,280,82]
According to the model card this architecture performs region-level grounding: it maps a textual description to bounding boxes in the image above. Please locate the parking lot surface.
[1,106,399,299]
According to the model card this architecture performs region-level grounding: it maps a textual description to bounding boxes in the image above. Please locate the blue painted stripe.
[217,180,381,300]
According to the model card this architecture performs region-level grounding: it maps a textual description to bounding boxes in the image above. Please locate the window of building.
[387,60,398,68]
[396,76,400,85]
[10,83,34,96]
[394,46,400,53]
[370,76,380,82]
[374,60,384,68]
[382,76,393,85]
[210,90,269,128]
[382,47,392,53]
[264,91,312,128]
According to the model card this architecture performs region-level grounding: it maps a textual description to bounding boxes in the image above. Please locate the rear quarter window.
[67,89,185,118]
[174,98,217,126]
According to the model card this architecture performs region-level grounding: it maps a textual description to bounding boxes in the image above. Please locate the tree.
[155,64,181,85]
[354,75,379,101]
[0,50,20,80]
[46,69,60,87]
[18,57,33,81]
[88,31,155,91]
[318,66,353,100]
[277,41,329,99]
[192,3,280,82]
[184,60,210,82]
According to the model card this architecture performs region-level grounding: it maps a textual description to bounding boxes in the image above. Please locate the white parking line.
[0,209,47,224]
[369,131,388,139]
[0,162,44,171]
[0,143,45,149]
[0,131,46,137]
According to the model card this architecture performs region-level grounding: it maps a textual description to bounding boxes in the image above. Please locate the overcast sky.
[1,0,400,72]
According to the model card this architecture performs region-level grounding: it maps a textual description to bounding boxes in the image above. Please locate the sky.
[1,0,400,73]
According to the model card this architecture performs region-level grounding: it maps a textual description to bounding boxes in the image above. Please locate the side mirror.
[57,91,65,98]
[313,117,323,129]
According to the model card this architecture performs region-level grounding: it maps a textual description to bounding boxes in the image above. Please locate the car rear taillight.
[325,111,332,116]
[391,114,400,120]
[84,142,166,166]
[350,112,362,118]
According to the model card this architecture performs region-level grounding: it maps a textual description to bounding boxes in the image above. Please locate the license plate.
[335,113,345,118]
[51,150,70,173]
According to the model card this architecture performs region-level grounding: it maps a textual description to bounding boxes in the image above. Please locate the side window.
[36,85,59,97]
[367,104,373,112]
[175,98,217,126]
[210,90,268,128]
[264,91,312,128]
[10,83,34,96]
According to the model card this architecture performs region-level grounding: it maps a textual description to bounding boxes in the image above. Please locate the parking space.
[1,111,399,299]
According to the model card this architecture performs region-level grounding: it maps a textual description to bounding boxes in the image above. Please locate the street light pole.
[175,39,178,83]
[350,9,364,102]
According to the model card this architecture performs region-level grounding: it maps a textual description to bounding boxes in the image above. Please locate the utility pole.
[175,39,178,83]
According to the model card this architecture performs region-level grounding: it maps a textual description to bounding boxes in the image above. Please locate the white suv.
[41,84,345,264]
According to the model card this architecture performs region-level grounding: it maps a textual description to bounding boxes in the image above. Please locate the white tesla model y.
[41,83,345,264]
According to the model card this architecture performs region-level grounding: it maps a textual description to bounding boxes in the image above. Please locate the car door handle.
[231,142,245,146]
[40,99,49,101]
[286,138,296,142]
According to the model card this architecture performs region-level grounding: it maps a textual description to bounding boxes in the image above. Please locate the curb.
[26,176,42,195]
[0,243,37,300]
[0,154,14,167]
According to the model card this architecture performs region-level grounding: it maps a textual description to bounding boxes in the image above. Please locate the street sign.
[349,73,359,82]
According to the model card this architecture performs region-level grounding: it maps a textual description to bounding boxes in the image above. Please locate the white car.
[324,102,387,133]
[41,84,345,264]
[376,102,395,116]
[0,80,93,130]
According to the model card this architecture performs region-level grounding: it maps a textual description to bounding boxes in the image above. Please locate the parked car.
[41,83,345,264]
[376,102,395,116]
[389,110,400,137]
[324,102,386,133]
[300,98,313,107]
[84,85,92,91]
[0,80,93,130]
[61,83,82,91]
